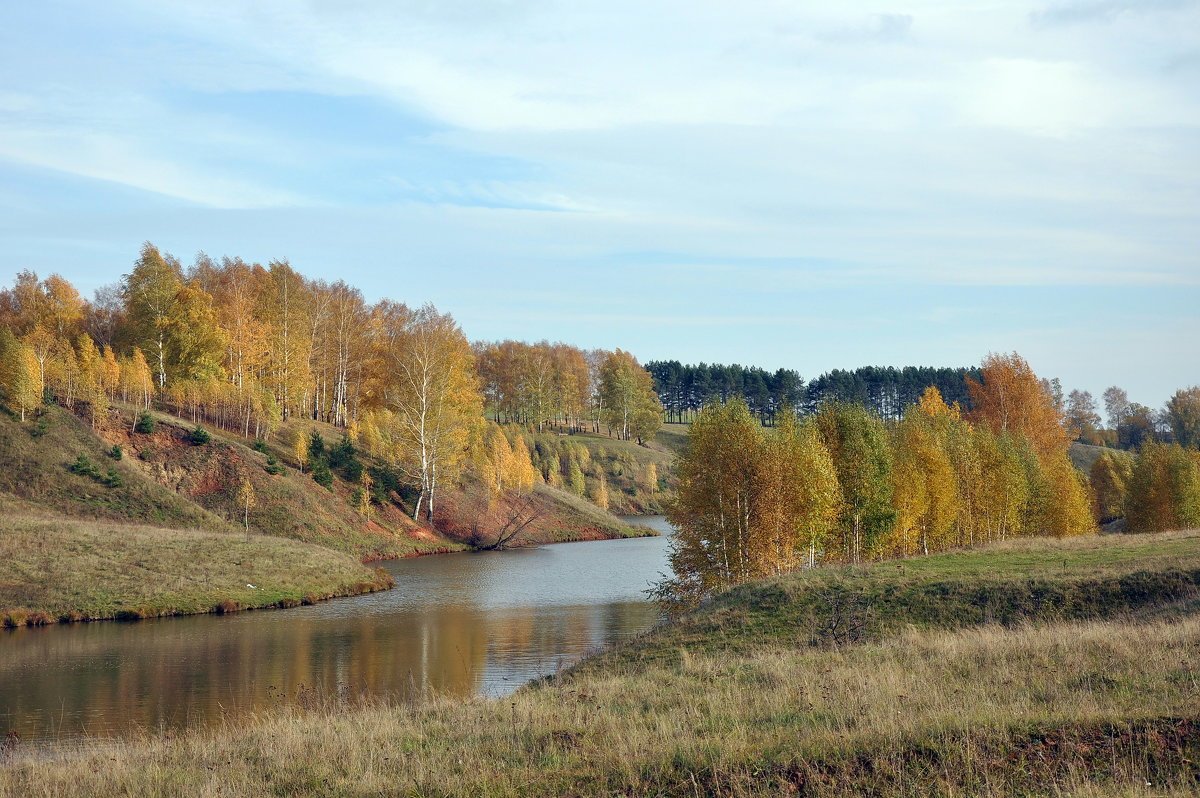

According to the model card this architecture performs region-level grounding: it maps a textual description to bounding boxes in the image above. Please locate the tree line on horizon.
[0,245,663,523]
[646,361,981,425]
[647,359,1200,455]
[655,352,1200,610]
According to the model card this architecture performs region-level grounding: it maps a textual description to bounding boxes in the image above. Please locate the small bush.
[264,453,284,475]
[69,454,122,487]
[108,444,122,460]
[308,432,325,460]
[134,412,155,434]
[69,454,99,477]
[312,458,334,490]
[189,426,211,445]
[328,436,355,468]
[29,418,49,438]
[252,439,269,454]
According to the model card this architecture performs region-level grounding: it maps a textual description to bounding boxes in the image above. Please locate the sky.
[1,1,1197,408]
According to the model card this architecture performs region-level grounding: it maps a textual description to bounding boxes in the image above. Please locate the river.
[0,517,672,746]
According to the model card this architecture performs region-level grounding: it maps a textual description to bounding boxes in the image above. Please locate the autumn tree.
[1103,386,1131,431]
[599,349,663,443]
[660,399,762,607]
[1125,443,1200,533]
[972,429,1032,543]
[0,328,43,421]
[477,423,537,499]
[1166,387,1200,449]
[967,352,1068,462]
[262,260,312,421]
[812,401,894,562]
[1065,389,1102,444]
[123,243,183,389]
[752,412,841,571]
[364,302,482,522]
[1090,449,1133,523]
[888,407,958,556]
[235,477,256,538]
[1030,450,1095,538]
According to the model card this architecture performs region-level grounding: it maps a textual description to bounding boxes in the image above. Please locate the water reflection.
[0,524,670,744]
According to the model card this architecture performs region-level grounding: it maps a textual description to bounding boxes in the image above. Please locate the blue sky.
[1,0,1197,408]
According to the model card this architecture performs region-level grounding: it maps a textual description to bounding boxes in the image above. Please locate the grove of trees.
[657,353,1099,610]
[0,246,664,524]
[646,361,982,425]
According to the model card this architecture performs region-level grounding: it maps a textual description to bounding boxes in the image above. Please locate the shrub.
[69,454,98,477]
[311,458,334,490]
[252,439,269,454]
[308,432,325,460]
[109,444,122,460]
[189,426,211,445]
[29,417,49,437]
[264,453,284,475]
[328,436,355,469]
[102,469,123,488]
[134,412,155,434]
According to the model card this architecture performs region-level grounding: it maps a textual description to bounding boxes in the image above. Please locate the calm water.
[0,517,672,745]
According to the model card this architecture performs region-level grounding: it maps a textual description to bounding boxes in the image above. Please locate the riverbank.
[3,530,1196,796]
[0,512,393,627]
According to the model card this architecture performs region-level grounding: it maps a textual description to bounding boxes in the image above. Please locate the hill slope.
[0,405,649,560]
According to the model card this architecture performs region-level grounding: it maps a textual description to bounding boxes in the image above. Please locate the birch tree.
[367,303,481,523]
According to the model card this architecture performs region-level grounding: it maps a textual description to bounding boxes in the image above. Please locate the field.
[0,508,392,626]
[2,530,1197,796]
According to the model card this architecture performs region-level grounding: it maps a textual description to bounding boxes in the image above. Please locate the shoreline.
[2,518,663,631]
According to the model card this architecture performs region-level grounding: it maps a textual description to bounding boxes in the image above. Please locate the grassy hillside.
[434,480,657,546]
[0,405,226,531]
[1070,440,1111,472]
[0,405,647,562]
[0,506,392,626]
[517,425,680,515]
[4,531,1196,796]
[104,410,464,560]
[579,529,1200,670]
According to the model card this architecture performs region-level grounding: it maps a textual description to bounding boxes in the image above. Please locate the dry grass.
[4,525,1196,796]
[1,616,1196,796]
[0,512,392,625]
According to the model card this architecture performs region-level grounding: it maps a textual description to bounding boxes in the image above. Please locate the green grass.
[0,511,392,625]
[584,530,1200,667]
